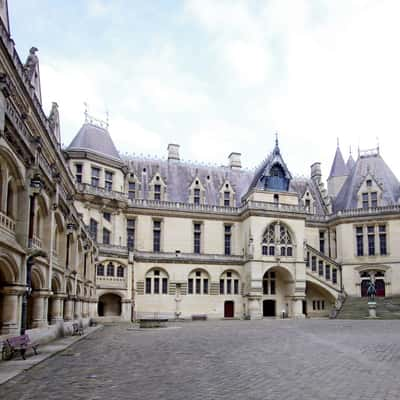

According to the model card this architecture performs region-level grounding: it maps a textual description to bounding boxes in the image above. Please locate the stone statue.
[24,47,39,79]
[367,280,376,301]
[48,102,61,144]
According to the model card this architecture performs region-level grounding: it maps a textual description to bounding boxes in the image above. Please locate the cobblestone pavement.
[1,319,400,400]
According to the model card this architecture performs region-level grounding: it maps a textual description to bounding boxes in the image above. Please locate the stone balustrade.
[96,276,127,289]
[0,210,15,233]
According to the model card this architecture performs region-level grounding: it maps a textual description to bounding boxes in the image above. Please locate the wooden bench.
[191,314,207,321]
[72,322,84,336]
[2,334,38,360]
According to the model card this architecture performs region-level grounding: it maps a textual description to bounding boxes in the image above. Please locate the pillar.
[248,296,262,320]
[0,287,22,335]
[292,297,305,319]
[74,298,82,319]
[50,294,66,324]
[31,291,49,328]
[64,297,74,321]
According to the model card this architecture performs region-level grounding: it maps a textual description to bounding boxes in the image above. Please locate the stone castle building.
[1,1,400,340]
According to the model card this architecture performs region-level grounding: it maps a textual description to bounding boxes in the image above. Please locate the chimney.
[310,162,322,183]
[228,152,241,169]
[167,143,180,161]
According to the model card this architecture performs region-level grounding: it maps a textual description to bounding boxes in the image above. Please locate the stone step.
[336,296,400,319]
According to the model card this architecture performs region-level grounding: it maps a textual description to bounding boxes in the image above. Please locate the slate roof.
[333,153,400,211]
[67,123,121,161]
[329,146,348,178]
[346,154,356,172]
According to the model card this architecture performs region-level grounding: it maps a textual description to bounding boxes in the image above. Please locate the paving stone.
[1,320,400,400]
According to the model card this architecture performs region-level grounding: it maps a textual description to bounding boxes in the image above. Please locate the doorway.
[263,300,276,317]
[224,301,234,318]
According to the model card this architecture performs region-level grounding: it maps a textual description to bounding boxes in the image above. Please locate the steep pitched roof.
[333,153,400,211]
[67,123,121,161]
[329,146,348,178]
[346,153,356,172]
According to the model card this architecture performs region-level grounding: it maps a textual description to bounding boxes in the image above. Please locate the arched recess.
[356,265,390,297]
[145,267,169,295]
[0,253,19,283]
[48,274,62,324]
[98,293,122,317]
[53,210,66,263]
[220,269,241,295]
[27,266,45,329]
[305,280,336,316]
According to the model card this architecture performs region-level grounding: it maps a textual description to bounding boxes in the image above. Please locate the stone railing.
[0,211,15,233]
[96,275,127,289]
[98,243,129,257]
[77,183,127,202]
[134,250,244,265]
[305,244,341,292]
[31,235,42,250]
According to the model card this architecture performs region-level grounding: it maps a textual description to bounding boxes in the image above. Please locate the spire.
[273,132,280,155]
[346,146,355,171]
[329,142,347,178]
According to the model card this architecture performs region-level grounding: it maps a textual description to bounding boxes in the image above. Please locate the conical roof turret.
[329,141,347,178]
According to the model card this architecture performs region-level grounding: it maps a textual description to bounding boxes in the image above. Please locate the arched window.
[265,164,289,191]
[220,270,240,295]
[117,265,124,277]
[188,270,209,295]
[145,268,168,294]
[106,262,114,276]
[97,264,104,276]
[262,222,293,257]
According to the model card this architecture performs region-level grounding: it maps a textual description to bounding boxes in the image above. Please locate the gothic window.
[220,270,240,295]
[188,270,209,295]
[262,223,293,257]
[106,262,115,276]
[145,269,168,295]
[117,265,124,277]
[97,264,104,276]
[262,224,275,256]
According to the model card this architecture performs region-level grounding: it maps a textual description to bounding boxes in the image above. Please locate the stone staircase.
[336,296,400,319]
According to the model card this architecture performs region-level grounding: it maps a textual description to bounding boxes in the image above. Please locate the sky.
[8,0,400,178]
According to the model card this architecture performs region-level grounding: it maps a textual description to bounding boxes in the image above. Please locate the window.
[273,194,279,204]
[194,223,201,254]
[154,184,161,201]
[105,171,113,191]
[325,265,330,280]
[127,219,135,251]
[319,231,325,254]
[145,269,169,294]
[188,270,209,294]
[103,212,111,222]
[366,179,372,187]
[106,262,114,276]
[262,224,275,256]
[89,219,98,241]
[305,199,311,211]
[367,225,375,256]
[318,260,323,276]
[128,182,136,200]
[356,226,363,256]
[224,225,232,255]
[91,167,100,187]
[153,220,161,252]
[266,164,288,191]
[97,264,104,276]
[311,256,317,272]
[117,265,124,277]
[75,164,83,183]
[194,188,201,205]
[224,191,230,207]
[103,228,110,245]
[263,271,276,295]
[379,225,387,255]
[305,251,310,267]
[262,223,293,256]
[371,192,378,208]
[332,268,337,284]
[220,271,240,295]
[362,193,369,209]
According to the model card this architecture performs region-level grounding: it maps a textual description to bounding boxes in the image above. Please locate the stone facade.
[0,10,97,343]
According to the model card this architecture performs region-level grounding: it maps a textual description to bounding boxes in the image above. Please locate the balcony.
[134,250,244,265]
[98,243,129,257]
[96,275,127,289]
[0,211,15,235]
[31,235,42,249]
[76,183,127,202]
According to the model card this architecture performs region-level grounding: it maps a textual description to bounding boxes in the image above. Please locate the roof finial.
[337,137,340,148]
[349,146,352,156]
[376,136,380,154]
[106,109,110,129]
[84,102,89,123]
[273,131,280,155]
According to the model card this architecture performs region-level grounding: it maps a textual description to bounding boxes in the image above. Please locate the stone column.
[121,299,131,321]
[31,291,49,328]
[0,286,23,335]
[90,298,98,317]
[74,298,82,319]
[50,294,66,324]
[64,297,74,321]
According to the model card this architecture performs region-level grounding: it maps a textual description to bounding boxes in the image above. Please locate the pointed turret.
[346,148,356,172]
[328,140,348,199]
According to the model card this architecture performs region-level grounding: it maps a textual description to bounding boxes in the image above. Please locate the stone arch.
[261,221,296,257]
[356,265,390,297]
[66,280,73,295]
[31,266,45,290]
[305,280,337,316]
[145,267,169,295]
[220,269,241,295]
[51,274,62,293]
[187,268,210,295]
[0,253,19,283]
[98,292,122,317]
[0,145,25,187]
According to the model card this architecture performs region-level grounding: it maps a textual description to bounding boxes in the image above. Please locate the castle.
[1,1,400,341]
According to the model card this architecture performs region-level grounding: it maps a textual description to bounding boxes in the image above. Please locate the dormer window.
[265,164,289,191]
[371,192,377,207]
[273,194,279,204]
[362,192,378,209]
[128,182,136,200]
[224,191,230,207]
[366,179,372,187]
[154,184,161,201]
[194,188,201,205]
[305,199,311,210]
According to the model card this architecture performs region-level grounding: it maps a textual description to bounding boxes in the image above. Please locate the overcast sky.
[8,0,400,179]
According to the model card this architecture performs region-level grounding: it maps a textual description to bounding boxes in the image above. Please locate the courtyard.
[1,319,400,400]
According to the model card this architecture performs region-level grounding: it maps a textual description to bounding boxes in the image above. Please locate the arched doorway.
[360,271,386,297]
[263,300,276,317]
[98,293,121,317]
[224,301,234,318]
